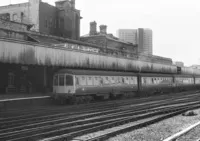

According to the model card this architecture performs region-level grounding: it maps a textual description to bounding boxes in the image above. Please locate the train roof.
[139,73,173,77]
[55,69,138,76]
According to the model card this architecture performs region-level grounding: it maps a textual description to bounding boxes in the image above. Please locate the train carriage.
[173,75,195,91]
[139,73,174,96]
[52,68,200,104]
[53,69,138,100]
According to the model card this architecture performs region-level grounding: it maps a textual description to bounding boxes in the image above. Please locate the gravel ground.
[107,108,200,141]
[177,123,200,141]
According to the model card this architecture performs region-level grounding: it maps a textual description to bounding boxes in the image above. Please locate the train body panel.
[52,69,200,100]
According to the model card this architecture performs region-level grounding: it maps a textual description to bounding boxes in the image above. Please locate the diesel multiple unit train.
[52,68,200,103]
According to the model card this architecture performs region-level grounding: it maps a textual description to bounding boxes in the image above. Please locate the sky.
[1,0,200,66]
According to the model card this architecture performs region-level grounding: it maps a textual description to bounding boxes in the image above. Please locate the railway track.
[0,92,200,141]
[1,92,199,129]
[1,90,198,118]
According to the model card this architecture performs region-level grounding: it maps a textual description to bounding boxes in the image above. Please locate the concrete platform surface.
[0,93,53,112]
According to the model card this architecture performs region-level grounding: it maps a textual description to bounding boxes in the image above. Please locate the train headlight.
[82,88,85,91]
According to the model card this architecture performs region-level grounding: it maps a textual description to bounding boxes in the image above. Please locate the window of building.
[54,19,57,28]
[45,19,48,28]
[49,18,53,27]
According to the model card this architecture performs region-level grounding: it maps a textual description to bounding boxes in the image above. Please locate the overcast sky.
[1,0,200,66]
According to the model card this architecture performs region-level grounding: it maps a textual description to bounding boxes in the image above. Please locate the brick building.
[0,0,81,40]
[81,21,138,55]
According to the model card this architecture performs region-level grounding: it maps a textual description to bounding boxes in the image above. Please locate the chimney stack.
[90,21,97,35]
[70,0,75,9]
[99,25,107,34]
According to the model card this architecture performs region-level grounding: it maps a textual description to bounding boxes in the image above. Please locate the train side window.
[129,77,135,84]
[118,77,123,83]
[79,76,87,85]
[114,76,119,84]
[122,77,125,84]
[125,77,129,84]
[54,75,58,86]
[151,78,154,84]
[102,76,108,84]
[94,76,102,86]
[111,76,115,84]
[59,75,64,86]
[87,76,93,85]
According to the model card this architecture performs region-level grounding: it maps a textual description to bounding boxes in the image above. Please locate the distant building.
[116,29,137,44]
[117,28,153,55]
[174,61,184,67]
[137,28,152,55]
[81,21,138,54]
[190,65,200,69]
[0,0,81,40]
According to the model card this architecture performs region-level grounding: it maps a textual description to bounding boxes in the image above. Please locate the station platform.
[0,93,53,112]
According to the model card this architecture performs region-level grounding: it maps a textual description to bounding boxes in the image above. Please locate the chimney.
[90,21,97,35]
[99,25,107,34]
[71,0,75,9]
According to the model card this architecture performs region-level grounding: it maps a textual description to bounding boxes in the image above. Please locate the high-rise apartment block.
[116,29,137,44]
[117,28,153,55]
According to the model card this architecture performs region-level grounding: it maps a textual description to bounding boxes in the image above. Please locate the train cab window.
[54,75,58,86]
[59,75,65,86]
[65,75,73,86]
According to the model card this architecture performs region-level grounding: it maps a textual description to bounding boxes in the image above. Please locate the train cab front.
[52,73,76,102]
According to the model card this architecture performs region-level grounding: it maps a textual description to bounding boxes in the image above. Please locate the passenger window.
[65,75,73,86]
[59,75,64,86]
[80,76,86,85]
[122,77,125,84]
[94,76,100,85]
[125,77,129,84]
[103,76,109,84]
[129,77,134,84]
[87,76,93,85]
[100,77,103,85]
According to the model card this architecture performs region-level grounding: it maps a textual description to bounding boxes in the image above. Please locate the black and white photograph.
[0,0,200,140]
